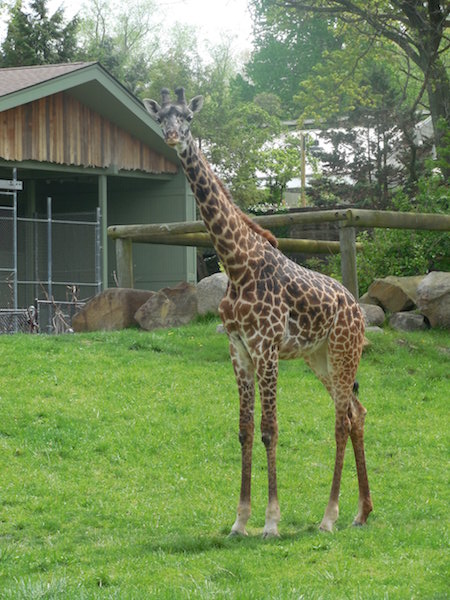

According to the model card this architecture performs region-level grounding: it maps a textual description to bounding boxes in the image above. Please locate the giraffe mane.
[215,177,278,249]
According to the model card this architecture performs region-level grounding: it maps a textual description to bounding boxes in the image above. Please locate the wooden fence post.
[339,225,359,300]
[115,238,134,288]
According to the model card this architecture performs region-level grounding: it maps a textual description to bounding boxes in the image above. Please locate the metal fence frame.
[0,171,101,333]
[0,170,19,310]
[15,205,103,300]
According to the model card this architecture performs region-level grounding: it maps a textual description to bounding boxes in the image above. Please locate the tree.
[1,0,78,66]
[141,24,204,98]
[259,136,302,204]
[301,50,428,207]
[206,101,281,206]
[246,11,339,117]
[76,0,160,94]
[254,0,449,161]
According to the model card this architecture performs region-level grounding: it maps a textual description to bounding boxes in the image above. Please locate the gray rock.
[359,292,380,306]
[416,271,450,328]
[365,326,384,334]
[216,323,226,334]
[389,312,428,332]
[367,275,425,312]
[72,288,153,332]
[360,303,385,327]
[196,272,229,315]
[135,282,198,331]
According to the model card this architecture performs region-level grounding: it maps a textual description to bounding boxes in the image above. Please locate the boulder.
[72,288,153,332]
[365,326,384,334]
[389,312,428,332]
[416,271,450,328]
[367,275,425,312]
[359,292,380,306]
[360,303,385,327]
[135,282,198,331]
[196,272,229,315]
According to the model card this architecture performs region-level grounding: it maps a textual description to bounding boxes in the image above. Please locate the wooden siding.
[0,92,178,175]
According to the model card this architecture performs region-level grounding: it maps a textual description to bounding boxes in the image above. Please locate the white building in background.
[257,115,436,208]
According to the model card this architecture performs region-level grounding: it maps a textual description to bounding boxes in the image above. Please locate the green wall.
[10,169,197,297]
[107,171,197,291]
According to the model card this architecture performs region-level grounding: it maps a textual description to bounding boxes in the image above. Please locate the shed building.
[0,62,196,311]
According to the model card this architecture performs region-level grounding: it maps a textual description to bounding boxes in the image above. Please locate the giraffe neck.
[178,136,264,282]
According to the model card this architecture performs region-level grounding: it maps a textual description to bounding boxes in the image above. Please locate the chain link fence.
[0,308,32,334]
[1,181,101,334]
[0,301,86,335]
[36,299,86,335]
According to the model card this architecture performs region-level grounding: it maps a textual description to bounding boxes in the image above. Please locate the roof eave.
[0,62,177,163]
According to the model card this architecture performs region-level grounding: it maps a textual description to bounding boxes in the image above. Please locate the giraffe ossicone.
[144,88,373,537]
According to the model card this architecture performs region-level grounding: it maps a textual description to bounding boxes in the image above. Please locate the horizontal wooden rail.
[128,231,355,254]
[108,208,450,241]
[108,209,348,240]
[344,209,450,231]
[107,208,450,300]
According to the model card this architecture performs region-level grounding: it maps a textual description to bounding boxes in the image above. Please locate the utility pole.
[300,133,306,207]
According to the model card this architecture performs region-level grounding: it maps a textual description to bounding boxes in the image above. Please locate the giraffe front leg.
[262,426,280,539]
[229,338,255,537]
[230,419,254,536]
[257,350,281,539]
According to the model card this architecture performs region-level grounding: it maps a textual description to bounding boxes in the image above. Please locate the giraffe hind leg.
[319,382,373,532]
[319,395,351,532]
[349,395,373,526]
[304,347,349,532]
[303,346,341,531]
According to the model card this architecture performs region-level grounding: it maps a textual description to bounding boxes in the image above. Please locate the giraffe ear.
[143,99,161,120]
[188,95,204,114]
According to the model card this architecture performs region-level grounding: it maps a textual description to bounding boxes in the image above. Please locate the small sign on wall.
[0,179,23,191]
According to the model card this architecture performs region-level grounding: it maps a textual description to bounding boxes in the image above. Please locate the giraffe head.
[143,87,204,152]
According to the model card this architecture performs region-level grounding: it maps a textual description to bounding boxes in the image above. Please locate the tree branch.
[276,0,425,66]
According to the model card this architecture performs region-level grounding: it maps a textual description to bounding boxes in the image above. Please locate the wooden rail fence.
[108,209,450,299]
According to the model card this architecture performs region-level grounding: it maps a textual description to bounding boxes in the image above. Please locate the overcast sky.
[0,0,254,55]
[59,0,253,54]
[158,0,254,51]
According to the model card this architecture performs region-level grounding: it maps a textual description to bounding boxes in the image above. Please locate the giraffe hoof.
[319,521,334,533]
[229,528,248,538]
[352,517,369,527]
[262,529,280,539]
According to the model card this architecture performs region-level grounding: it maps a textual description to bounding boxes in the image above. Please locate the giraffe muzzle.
[165,133,179,147]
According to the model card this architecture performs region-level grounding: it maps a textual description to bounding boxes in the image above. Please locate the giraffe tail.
[353,381,359,396]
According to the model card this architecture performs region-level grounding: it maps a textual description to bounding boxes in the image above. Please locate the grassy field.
[0,321,448,599]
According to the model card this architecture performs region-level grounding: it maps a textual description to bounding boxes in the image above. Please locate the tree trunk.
[426,57,450,152]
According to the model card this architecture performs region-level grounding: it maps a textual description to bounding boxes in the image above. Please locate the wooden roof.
[0,62,178,176]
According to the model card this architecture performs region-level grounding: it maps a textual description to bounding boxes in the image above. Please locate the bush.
[304,173,449,293]
[356,174,449,294]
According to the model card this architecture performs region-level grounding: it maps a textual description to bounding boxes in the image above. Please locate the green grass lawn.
[0,322,448,599]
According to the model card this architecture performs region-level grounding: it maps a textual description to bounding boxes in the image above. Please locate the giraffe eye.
[186,114,193,122]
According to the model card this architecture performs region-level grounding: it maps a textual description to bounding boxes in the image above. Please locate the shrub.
[356,174,449,294]
[304,173,449,293]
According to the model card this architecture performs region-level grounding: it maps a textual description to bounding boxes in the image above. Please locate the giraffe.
[144,87,373,537]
